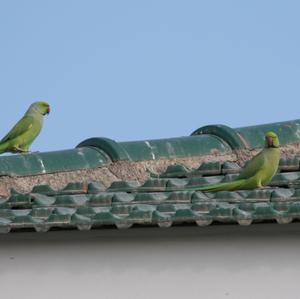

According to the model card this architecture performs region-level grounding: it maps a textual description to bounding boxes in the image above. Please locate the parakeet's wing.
[0,116,34,142]
[235,150,266,180]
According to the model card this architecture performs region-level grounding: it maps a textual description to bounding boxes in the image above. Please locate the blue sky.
[0,1,299,152]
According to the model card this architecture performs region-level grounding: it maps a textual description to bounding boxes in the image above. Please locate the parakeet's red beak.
[46,106,50,115]
[266,136,273,147]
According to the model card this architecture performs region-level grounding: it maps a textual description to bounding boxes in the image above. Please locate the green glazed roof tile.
[14,215,43,225]
[270,189,294,202]
[30,207,53,219]
[159,165,190,178]
[194,215,213,227]
[192,202,217,213]
[31,194,56,207]
[191,191,210,202]
[174,208,200,221]
[194,161,222,175]
[47,215,71,225]
[7,192,32,208]
[232,208,252,220]
[235,119,300,148]
[237,202,255,212]
[52,207,76,216]
[110,204,132,215]
[212,191,244,202]
[0,218,12,226]
[87,182,106,193]
[54,195,89,207]
[47,208,75,224]
[108,181,140,192]
[125,205,156,224]
[221,162,241,174]
[166,178,189,189]
[191,124,247,150]
[287,202,300,213]
[0,198,8,208]
[290,182,300,189]
[0,209,17,219]
[279,156,300,171]
[272,202,290,213]
[270,172,300,187]
[290,189,300,200]
[185,176,224,188]
[220,174,239,183]
[166,191,192,203]
[152,210,172,227]
[61,182,88,194]
[140,179,169,192]
[71,214,92,231]
[76,206,99,217]
[157,203,177,213]
[0,148,110,177]
[245,189,273,201]
[119,136,232,161]
[31,185,57,196]
[88,193,113,206]
[77,137,131,161]
[251,203,278,219]
[112,193,135,203]
[209,203,234,217]
[93,211,122,225]
[134,193,168,204]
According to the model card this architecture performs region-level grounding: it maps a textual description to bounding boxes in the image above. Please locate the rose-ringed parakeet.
[188,132,280,192]
[0,101,50,154]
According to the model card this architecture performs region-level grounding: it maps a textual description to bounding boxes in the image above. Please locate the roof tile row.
[0,155,300,232]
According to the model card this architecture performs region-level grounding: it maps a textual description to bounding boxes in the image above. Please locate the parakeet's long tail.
[187,179,247,192]
[0,141,10,154]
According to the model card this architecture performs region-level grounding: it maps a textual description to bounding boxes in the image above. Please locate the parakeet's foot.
[11,146,29,154]
[12,146,29,153]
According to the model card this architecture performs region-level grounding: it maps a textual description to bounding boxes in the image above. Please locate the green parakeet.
[189,132,280,192]
[0,101,50,154]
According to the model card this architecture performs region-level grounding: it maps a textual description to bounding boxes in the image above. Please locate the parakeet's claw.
[12,146,29,154]
[11,146,28,153]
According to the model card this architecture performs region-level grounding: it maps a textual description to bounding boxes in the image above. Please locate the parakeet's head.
[265,131,280,148]
[28,102,50,116]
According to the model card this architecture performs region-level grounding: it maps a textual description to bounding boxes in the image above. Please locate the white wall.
[0,223,299,299]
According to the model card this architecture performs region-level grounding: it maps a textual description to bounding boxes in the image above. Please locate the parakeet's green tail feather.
[0,141,10,154]
[187,179,247,192]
